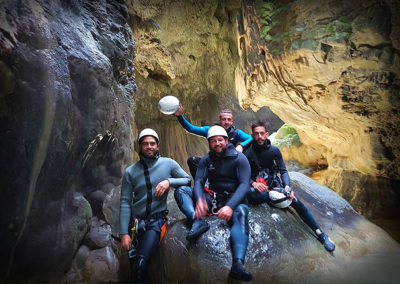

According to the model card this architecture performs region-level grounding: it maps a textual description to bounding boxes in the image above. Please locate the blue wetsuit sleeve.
[119,169,133,235]
[177,115,209,138]
[276,150,290,187]
[168,159,192,187]
[226,153,251,210]
[193,156,208,202]
[237,129,253,147]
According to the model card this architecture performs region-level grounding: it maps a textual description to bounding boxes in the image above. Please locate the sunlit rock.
[236,0,400,181]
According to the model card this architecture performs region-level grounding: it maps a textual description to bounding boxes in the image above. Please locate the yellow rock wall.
[236,0,400,180]
[126,0,283,170]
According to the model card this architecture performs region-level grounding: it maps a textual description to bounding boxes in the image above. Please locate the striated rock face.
[0,0,135,282]
[236,0,400,181]
[147,172,400,283]
[126,0,283,171]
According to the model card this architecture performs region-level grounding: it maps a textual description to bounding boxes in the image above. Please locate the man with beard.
[119,128,191,282]
[174,104,252,177]
[243,121,335,252]
[174,125,253,281]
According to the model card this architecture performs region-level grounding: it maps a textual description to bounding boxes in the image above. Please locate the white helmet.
[138,128,159,143]
[207,125,228,139]
[158,95,180,115]
[268,188,292,208]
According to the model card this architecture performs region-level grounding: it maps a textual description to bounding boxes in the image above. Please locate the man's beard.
[256,138,266,145]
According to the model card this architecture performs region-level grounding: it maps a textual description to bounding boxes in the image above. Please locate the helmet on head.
[138,128,159,144]
[158,95,180,115]
[207,125,228,139]
[268,187,292,208]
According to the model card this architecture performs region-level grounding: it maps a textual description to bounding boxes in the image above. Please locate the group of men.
[119,105,335,282]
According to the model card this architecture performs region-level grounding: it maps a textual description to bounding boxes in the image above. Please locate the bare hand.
[216,206,233,221]
[154,180,170,197]
[174,103,183,116]
[286,186,295,201]
[235,145,243,153]
[121,234,132,250]
[252,182,268,193]
[194,198,208,219]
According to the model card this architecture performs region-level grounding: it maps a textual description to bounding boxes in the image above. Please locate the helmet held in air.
[158,95,180,115]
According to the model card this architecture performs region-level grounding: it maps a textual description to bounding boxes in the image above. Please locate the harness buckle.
[211,192,218,215]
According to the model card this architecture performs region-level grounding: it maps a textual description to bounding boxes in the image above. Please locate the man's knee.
[233,204,249,235]
[290,198,308,214]
[247,188,269,204]
[174,186,192,203]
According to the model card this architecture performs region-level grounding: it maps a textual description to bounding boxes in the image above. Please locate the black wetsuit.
[175,143,251,260]
[187,125,247,178]
[243,140,320,231]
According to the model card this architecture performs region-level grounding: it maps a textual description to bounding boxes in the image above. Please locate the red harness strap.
[203,186,214,196]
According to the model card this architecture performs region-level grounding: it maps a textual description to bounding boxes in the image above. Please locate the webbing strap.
[139,159,153,221]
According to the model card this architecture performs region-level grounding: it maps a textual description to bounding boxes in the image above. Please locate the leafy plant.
[256,1,283,42]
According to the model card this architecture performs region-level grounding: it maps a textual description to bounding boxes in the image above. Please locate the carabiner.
[211,192,218,215]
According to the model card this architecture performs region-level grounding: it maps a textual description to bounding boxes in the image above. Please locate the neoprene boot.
[186,219,210,243]
[229,258,252,281]
[132,256,148,283]
[318,232,335,252]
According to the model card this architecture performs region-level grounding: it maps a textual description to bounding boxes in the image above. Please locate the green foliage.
[271,48,281,55]
[325,25,336,33]
[256,1,283,44]
[323,20,352,42]
[273,124,302,149]
[275,124,298,139]
[336,20,352,30]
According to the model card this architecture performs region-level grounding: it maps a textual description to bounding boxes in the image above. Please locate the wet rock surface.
[148,172,400,283]
[0,0,135,281]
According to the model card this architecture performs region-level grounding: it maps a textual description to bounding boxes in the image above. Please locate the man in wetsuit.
[243,121,335,252]
[173,104,252,177]
[174,125,253,281]
[119,128,191,282]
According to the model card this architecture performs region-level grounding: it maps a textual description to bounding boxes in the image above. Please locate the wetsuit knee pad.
[174,186,195,220]
[233,204,249,236]
[174,186,193,204]
[247,187,269,205]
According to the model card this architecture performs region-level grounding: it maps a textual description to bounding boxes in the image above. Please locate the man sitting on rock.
[174,125,253,281]
[119,128,191,282]
[174,104,252,177]
[243,121,335,252]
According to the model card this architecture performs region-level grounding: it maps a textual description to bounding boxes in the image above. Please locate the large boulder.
[146,172,400,283]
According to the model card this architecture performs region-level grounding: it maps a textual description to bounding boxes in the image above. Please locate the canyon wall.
[0,0,135,281]
[236,0,400,180]
[127,0,283,171]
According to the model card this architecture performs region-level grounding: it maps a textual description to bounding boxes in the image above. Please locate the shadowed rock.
[0,0,135,281]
